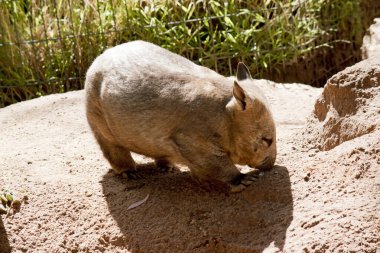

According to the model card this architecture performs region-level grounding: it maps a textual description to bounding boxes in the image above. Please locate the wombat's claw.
[230,173,259,193]
[121,171,142,180]
[241,174,258,185]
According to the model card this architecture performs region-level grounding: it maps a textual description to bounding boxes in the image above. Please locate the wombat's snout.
[255,156,275,171]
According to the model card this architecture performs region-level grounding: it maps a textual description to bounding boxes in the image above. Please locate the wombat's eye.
[262,137,273,147]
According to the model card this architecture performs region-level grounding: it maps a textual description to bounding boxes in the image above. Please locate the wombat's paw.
[229,173,260,193]
[121,171,143,180]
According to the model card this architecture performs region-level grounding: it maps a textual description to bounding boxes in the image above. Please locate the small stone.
[98,237,106,245]
[102,235,110,243]
[12,199,22,210]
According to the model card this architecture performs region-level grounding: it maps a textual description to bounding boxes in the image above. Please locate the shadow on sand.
[0,217,11,253]
[102,164,293,252]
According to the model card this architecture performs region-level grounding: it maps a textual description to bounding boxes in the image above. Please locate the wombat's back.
[87,40,221,82]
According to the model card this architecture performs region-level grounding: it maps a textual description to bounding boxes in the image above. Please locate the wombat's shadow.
[102,164,293,252]
[0,217,11,253]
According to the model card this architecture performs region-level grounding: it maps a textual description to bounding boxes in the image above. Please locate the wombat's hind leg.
[154,158,175,172]
[229,171,260,193]
[94,133,139,179]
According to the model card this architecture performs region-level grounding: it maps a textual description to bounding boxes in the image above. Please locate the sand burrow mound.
[305,57,380,151]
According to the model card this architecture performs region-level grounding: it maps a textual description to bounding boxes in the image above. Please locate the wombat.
[85,40,276,192]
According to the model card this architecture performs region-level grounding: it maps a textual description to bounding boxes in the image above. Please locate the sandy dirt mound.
[1,71,379,252]
[305,57,380,151]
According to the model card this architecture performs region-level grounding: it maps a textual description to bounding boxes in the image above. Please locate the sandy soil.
[1,70,379,253]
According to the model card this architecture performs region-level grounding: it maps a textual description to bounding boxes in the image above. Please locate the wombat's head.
[226,63,276,170]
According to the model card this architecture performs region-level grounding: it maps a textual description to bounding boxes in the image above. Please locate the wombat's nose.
[256,156,274,171]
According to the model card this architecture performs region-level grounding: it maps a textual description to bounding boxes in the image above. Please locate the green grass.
[0,0,365,107]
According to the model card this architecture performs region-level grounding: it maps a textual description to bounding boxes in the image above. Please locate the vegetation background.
[0,0,379,107]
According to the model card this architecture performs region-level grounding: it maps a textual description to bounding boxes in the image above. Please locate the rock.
[306,57,380,151]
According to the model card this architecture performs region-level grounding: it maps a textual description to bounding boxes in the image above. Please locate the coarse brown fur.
[85,40,276,192]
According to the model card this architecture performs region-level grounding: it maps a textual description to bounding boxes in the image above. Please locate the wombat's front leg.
[174,134,258,192]
[182,152,258,193]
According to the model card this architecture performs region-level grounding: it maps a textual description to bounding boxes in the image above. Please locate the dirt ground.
[1,64,379,253]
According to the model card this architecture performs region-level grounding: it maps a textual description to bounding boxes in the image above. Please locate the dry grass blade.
[127,194,150,210]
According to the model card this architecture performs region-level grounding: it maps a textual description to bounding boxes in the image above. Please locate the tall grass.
[0,0,365,107]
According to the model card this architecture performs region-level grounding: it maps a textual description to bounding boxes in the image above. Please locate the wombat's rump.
[85,40,276,192]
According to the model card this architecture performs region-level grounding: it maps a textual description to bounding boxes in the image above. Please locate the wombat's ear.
[237,62,252,81]
[233,81,251,111]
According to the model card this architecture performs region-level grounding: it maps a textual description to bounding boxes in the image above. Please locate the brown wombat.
[85,41,276,192]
